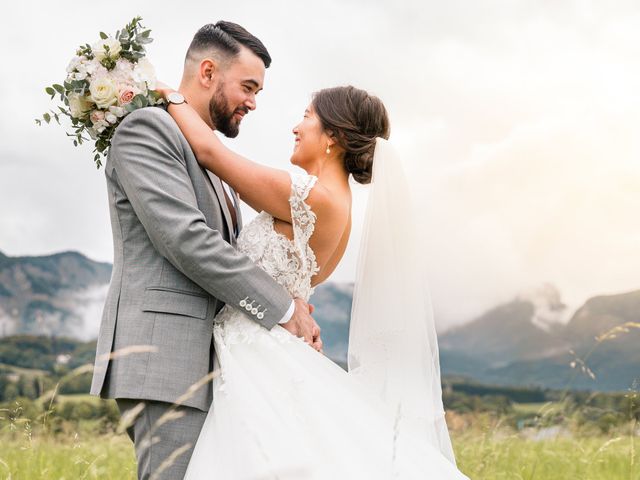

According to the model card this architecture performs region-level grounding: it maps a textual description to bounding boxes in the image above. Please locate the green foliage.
[3,382,19,401]
[58,371,93,395]
[123,93,149,113]
[116,16,152,63]
[447,378,548,403]
[0,335,94,372]
[445,392,514,415]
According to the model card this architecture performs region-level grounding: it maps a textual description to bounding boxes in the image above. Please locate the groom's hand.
[307,303,323,353]
[282,298,322,351]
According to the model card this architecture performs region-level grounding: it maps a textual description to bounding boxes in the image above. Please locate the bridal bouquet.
[36,17,163,168]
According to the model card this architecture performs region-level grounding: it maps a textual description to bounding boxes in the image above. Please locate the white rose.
[72,59,101,83]
[115,58,134,75]
[66,55,83,73]
[108,105,126,117]
[105,112,118,124]
[82,59,101,76]
[89,77,118,109]
[92,37,122,61]
[68,94,93,119]
[133,58,156,89]
[92,118,109,133]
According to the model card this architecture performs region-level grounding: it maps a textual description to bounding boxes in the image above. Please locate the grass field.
[0,425,637,479]
[0,393,637,480]
[0,434,136,480]
[455,432,637,480]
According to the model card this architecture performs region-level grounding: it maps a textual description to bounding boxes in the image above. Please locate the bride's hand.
[154,81,175,100]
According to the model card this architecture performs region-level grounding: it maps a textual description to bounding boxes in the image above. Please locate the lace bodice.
[213,172,319,344]
[236,172,319,301]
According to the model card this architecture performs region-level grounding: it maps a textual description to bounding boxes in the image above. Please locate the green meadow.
[0,397,637,480]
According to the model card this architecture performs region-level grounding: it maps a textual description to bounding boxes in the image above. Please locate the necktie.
[222,182,238,235]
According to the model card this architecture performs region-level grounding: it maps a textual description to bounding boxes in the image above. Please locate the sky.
[1,0,639,329]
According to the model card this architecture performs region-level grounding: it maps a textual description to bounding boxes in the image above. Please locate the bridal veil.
[348,138,456,465]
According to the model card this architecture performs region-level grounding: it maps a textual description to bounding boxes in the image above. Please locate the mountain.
[564,289,640,351]
[0,250,112,340]
[1,249,637,391]
[0,249,355,364]
[439,298,569,367]
[312,283,640,391]
[0,249,354,355]
[440,289,640,392]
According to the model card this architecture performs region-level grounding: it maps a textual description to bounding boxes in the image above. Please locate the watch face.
[168,92,185,104]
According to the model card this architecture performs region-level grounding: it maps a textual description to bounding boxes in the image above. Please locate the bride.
[155,83,468,479]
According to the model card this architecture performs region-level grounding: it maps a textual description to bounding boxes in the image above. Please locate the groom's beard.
[208,83,248,138]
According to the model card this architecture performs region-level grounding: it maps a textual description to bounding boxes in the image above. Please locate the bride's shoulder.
[289,173,349,226]
[289,171,318,196]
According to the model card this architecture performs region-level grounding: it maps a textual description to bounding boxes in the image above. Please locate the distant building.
[56,354,71,365]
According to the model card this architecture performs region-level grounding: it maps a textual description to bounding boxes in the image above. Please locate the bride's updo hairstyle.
[312,86,390,185]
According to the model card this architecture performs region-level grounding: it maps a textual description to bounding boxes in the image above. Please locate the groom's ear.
[199,58,219,88]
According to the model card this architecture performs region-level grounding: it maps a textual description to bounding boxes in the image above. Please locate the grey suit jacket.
[90,106,292,411]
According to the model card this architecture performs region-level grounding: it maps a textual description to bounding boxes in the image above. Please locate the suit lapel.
[204,170,235,245]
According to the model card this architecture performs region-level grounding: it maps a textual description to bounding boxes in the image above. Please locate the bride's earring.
[326,144,331,155]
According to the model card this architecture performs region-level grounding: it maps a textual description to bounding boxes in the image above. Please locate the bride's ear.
[324,130,337,148]
[328,134,343,154]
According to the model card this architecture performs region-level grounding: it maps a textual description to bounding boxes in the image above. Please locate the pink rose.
[118,88,135,105]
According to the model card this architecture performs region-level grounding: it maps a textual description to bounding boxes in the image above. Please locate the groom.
[90,21,321,479]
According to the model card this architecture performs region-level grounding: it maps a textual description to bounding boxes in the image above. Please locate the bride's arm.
[160,91,300,223]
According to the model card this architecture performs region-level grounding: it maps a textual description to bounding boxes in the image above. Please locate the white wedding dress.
[184,172,468,480]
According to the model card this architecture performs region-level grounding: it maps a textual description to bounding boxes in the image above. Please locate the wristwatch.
[166,91,186,105]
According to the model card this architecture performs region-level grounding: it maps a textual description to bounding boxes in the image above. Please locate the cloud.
[2,1,640,330]
[418,94,640,328]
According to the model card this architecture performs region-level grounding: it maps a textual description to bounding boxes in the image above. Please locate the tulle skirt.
[184,307,468,480]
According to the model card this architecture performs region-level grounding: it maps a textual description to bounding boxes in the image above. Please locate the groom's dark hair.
[186,21,272,68]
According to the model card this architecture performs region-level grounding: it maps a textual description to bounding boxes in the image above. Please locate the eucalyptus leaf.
[133,94,149,108]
